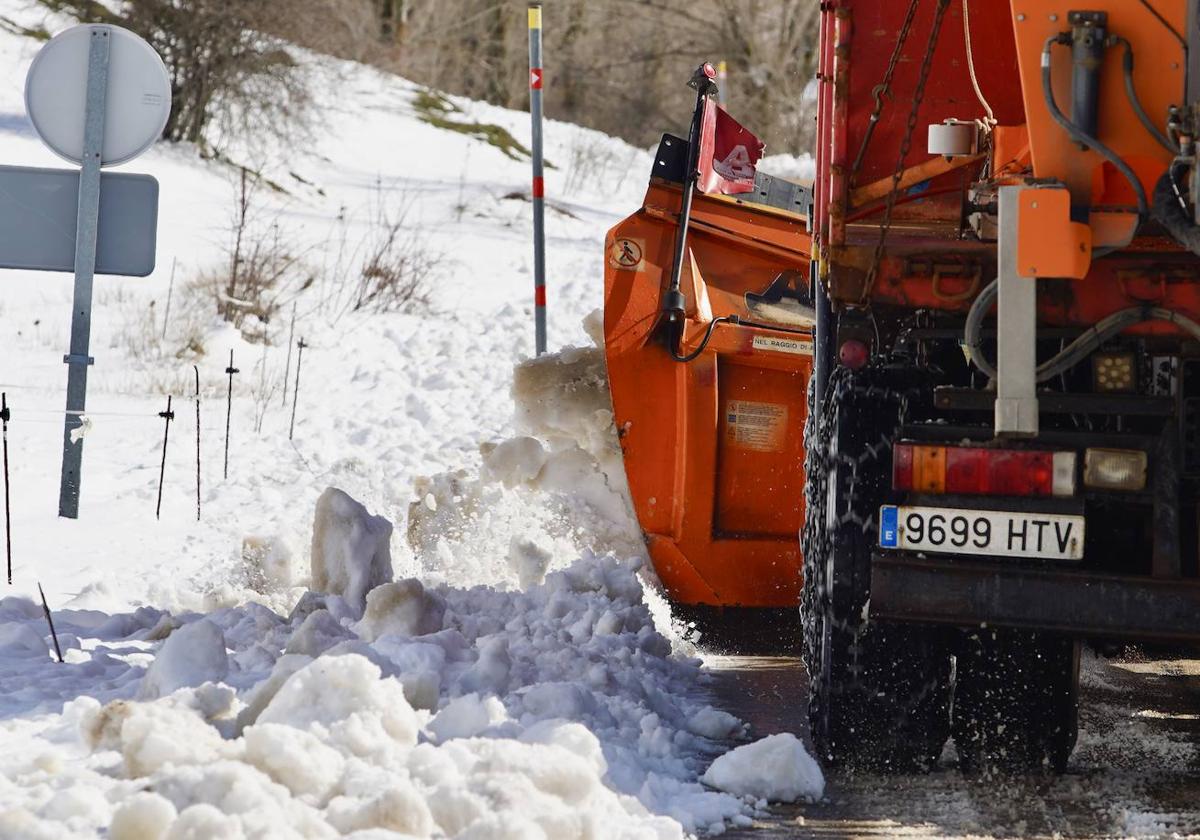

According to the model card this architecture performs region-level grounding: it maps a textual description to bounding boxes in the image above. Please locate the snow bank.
[701,733,825,803]
[0,549,757,837]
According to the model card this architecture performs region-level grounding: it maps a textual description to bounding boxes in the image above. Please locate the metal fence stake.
[161,256,176,341]
[193,365,200,521]
[528,4,547,355]
[1,393,10,585]
[58,27,111,519]
[155,395,174,520]
[289,338,307,441]
[224,350,239,479]
[38,583,63,663]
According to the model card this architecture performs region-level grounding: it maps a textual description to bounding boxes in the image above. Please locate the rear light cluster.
[893,443,1076,497]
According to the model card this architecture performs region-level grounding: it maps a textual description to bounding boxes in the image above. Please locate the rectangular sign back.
[0,164,158,277]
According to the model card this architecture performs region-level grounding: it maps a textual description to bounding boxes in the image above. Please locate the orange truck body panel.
[603,181,812,607]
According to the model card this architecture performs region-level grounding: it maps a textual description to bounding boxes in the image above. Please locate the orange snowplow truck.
[607,0,1200,773]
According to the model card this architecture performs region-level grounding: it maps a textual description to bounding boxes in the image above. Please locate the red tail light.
[838,339,869,370]
[893,443,1076,497]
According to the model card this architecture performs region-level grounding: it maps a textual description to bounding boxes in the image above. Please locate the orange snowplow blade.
[604,178,813,608]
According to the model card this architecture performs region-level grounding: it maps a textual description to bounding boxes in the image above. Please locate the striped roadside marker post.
[528,3,547,355]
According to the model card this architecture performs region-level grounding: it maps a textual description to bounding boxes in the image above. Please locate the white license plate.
[879,505,1085,560]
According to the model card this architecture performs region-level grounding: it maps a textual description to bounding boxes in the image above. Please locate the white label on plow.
[752,335,813,356]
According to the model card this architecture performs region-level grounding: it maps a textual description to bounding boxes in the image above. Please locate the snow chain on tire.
[802,362,953,772]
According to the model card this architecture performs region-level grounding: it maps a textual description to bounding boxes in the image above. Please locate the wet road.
[703,651,1200,838]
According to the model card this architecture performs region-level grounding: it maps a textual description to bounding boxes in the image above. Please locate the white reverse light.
[1084,448,1147,491]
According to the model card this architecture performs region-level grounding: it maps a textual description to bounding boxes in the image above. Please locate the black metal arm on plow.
[661,63,718,354]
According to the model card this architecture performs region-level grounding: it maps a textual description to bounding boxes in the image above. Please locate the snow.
[137,618,229,699]
[310,487,395,617]
[701,733,825,804]
[0,3,791,837]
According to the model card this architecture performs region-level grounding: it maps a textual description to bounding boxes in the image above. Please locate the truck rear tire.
[952,629,1080,774]
[802,367,953,771]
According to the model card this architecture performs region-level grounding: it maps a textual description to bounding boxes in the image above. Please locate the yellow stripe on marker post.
[528,6,541,29]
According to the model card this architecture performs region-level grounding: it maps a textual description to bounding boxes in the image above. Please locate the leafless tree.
[36,0,375,149]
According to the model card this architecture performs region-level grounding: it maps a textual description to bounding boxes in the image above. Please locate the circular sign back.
[25,24,172,167]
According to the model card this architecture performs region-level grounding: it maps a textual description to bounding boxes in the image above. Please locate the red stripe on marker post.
[530,68,543,89]
[535,286,547,306]
[532,176,544,198]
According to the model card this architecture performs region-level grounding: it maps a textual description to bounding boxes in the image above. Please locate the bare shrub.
[249,348,283,434]
[207,167,314,342]
[318,182,440,319]
[354,198,437,314]
[564,132,640,198]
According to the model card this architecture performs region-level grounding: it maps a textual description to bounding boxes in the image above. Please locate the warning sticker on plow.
[608,238,645,271]
[724,400,788,452]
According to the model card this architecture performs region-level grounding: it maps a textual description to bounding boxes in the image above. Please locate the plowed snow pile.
[0,3,823,837]
[0,529,752,838]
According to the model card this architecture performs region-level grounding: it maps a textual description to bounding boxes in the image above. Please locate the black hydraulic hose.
[1112,36,1177,153]
[1152,159,1200,256]
[964,276,1200,382]
[671,315,736,363]
[670,314,809,362]
[1042,35,1148,222]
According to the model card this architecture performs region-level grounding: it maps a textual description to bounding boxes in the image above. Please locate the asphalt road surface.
[703,650,1200,838]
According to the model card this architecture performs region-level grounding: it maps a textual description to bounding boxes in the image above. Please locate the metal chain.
[858,0,953,305]
[801,363,940,754]
[848,0,922,182]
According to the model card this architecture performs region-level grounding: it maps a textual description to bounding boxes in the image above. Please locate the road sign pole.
[58,27,110,519]
[528,4,547,356]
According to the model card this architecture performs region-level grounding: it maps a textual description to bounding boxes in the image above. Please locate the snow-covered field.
[0,5,823,838]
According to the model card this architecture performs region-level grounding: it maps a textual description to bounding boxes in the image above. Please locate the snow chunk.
[512,346,615,459]
[152,761,330,837]
[686,707,745,741]
[701,733,824,803]
[163,803,244,840]
[310,487,394,617]
[354,578,445,642]
[326,783,434,836]
[257,654,419,750]
[481,435,547,487]
[110,792,178,840]
[507,536,552,589]
[428,692,508,743]
[0,621,51,658]
[83,698,239,776]
[284,609,353,657]
[235,654,312,732]
[243,723,346,799]
[138,619,229,700]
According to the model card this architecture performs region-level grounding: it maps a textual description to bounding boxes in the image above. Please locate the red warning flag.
[696,100,764,195]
